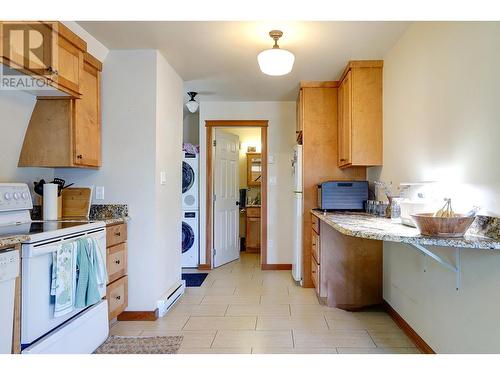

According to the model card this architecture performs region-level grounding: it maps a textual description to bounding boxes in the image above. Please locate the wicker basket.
[411,213,475,238]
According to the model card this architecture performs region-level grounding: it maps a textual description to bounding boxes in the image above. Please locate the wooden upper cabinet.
[0,21,86,97]
[18,52,102,168]
[247,153,262,187]
[338,70,352,166]
[74,53,102,167]
[337,61,383,168]
[51,25,85,96]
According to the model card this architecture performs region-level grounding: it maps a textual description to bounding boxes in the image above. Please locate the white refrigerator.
[292,144,303,283]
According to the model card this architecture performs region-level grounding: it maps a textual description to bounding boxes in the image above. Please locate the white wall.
[62,22,109,62]
[154,52,184,302]
[368,22,500,353]
[199,101,296,265]
[0,91,54,186]
[59,50,183,311]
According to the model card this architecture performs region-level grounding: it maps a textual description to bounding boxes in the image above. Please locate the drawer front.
[311,230,320,264]
[246,207,260,218]
[311,214,320,234]
[311,257,320,295]
[107,276,128,321]
[106,223,127,248]
[106,243,127,284]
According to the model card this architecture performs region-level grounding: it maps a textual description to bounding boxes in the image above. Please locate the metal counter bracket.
[407,243,461,291]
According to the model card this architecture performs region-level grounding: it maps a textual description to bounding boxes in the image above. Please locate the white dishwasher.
[0,248,20,354]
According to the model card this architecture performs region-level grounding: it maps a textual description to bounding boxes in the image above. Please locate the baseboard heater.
[157,280,185,317]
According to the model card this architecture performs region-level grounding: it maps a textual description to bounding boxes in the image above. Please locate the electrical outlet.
[268,154,275,164]
[96,186,105,200]
[268,239,274,249]
[269,176,277,186]
[160,171,167,185]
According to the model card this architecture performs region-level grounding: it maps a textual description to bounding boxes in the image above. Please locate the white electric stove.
[0,183,109,354]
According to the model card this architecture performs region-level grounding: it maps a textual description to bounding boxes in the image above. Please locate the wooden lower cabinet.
[317,216,383,310]
[107,276,128,321]
[106,222,128,321]
[311,258,320,295]
[311,216,327,299]
[245,207,261,253]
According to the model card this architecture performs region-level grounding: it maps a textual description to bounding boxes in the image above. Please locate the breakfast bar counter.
[309,210,500,311]
[311,210,500,250]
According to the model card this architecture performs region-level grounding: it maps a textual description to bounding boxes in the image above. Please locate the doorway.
[204,120,268,269]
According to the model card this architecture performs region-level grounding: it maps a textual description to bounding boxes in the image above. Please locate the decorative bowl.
[410,213,476,238]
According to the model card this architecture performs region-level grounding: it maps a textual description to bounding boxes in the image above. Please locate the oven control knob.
[13,192,20,200]
[22,192,29,200]
[4,192,12,200]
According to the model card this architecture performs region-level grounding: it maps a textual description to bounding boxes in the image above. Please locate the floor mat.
[94,335,183,354]
[182,272,209,287]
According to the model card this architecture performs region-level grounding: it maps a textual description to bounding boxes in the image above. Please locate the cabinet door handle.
[114,259,121,265]
[340,158,347,162]
[115,231,121,236]
[115,295,121,300]
[77,154,83,159]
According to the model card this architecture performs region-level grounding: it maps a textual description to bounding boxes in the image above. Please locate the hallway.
[110,253,419,354]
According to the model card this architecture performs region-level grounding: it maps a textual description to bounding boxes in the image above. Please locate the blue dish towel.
[75,237,107,308]
[50,242,77,318]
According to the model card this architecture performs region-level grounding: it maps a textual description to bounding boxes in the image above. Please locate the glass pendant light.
[257,30,295,76]
[186,92,199,113]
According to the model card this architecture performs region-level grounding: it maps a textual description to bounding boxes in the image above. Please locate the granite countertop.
[311,210,500,250]
[0,235,30,249]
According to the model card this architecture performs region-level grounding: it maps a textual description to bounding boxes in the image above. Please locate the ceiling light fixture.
[257,30,295,76]
[186,92,199,113]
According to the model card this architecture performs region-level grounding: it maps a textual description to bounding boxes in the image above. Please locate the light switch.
[269,176,277,186]
[160,171,167,185]
[96,186,105,200]
[268,154,275,164]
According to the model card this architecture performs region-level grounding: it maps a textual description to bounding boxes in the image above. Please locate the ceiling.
[78,21,410,101]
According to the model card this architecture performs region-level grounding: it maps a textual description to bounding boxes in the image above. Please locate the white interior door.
[213,129,240,267]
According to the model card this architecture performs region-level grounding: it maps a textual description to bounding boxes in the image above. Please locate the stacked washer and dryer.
[181,153,199,267]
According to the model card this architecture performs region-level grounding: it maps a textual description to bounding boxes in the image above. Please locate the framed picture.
[247,146,257,153]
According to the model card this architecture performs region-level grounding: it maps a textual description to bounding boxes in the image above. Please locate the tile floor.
[110,253,420,354]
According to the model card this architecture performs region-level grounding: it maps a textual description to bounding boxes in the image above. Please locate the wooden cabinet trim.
[300,81,340,88]
[338,60,383,83]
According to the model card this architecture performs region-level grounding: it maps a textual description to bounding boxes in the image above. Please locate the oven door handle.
[26,243,62,258]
